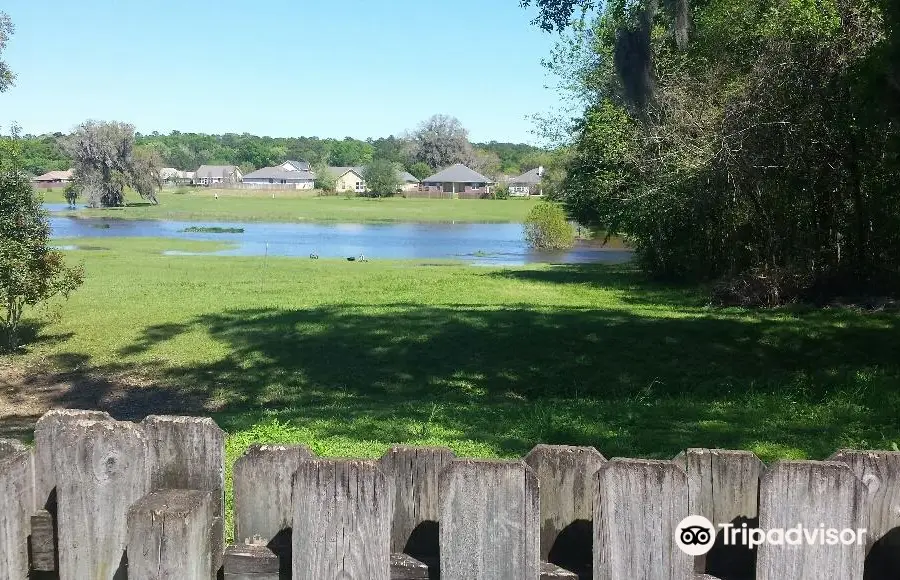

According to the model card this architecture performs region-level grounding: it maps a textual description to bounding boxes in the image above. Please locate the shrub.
[491,183,510,200]
[524,202,574,250]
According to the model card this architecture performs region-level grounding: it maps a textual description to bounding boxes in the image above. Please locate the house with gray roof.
[194,165,242,186]
[243,166,315,189]
[509,166,545,196]
[280,160,311,172]
[420,164,494,197]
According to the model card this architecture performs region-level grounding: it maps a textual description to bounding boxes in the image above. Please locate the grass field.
[43,189,539,223]
[3,238,899,536]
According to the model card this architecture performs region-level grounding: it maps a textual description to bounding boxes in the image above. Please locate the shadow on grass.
[27,288,900,460]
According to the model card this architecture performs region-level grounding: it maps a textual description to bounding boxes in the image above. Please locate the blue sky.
[0,0,560,143]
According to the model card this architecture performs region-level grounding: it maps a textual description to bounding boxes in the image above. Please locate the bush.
[491,183,510,200]
[524,202,574,250]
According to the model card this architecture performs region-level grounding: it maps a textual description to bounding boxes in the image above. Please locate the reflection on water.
[48,213,633,266]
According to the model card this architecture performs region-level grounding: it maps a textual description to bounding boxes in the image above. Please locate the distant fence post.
[143,415,225,577]
[53,417,150,580]
[0,439,34,579]
[830,450,900,577]
[673,448,764,577]
[440,459,540,580]
[292,459,392,580]
[594,459,692,580]
[524,444,606,577]
[378,446,455,561]
[127,489,215,580]
[757,461,866,580]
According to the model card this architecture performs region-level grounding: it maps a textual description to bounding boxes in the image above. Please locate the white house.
[194,165,243,186]
[243,165,315,189]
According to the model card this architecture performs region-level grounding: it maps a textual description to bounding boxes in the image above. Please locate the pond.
[48,211,633,266]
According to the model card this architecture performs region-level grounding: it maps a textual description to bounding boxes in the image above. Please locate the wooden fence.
[1,409,898,579]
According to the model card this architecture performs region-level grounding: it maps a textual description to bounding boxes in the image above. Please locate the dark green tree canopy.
[0,12,15,92]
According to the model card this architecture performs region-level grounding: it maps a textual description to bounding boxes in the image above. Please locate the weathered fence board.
[234,444,314,546]
[378,445,455,559]
[127,489,215,580]
[525,444,606,576]
[440,459,540,580]
[224,544,280,580]
[756,461,866,580]
[143,415,225,576]
[30,509,56,572]
[594,459,692,580]
[292,459,392,580]
[674,449,764,578]
[33,409,112,511]
[0,439,33,580]
[53,417,150,580]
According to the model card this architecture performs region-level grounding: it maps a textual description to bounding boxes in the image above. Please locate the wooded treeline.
[533,0,900,303]
[14,130,548,181]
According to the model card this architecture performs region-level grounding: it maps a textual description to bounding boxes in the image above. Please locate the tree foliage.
[539,0,900,302]
[0,12,14,93]
[524,202,575,249]
[64,121,162,208]
[362,160,402,198]
[407,114,476,170]
[0,134,82,351]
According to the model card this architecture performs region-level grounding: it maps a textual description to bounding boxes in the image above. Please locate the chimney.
[538,166,545,177]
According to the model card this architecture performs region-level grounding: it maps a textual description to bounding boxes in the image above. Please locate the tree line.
[530,0,900,304]
[12,120,551,182]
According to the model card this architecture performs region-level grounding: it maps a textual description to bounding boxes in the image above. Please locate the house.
[32,169,73,189]
[420,164,494,197]
[243,166,315,189]
[328,166,421,194]
[159,168,194,186]
[194,165,242,186]
[509,166,545,196]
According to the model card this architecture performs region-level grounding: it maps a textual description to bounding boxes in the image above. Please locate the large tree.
[534,0,900,303]
[0,133,82,351]
[65,121,162,208]
[0,12,13,93]
[362,160,402,198]
[408,114,475,170]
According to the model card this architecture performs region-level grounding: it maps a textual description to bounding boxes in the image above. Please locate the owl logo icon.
[676,516,716,556]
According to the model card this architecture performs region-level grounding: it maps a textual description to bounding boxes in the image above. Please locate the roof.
[327,166,364,178]
[510,167,544,185]
[195,165,239,177]
[422,164,492,184]
[398,171,419,183]
[284,160,311,171]
[244,166,315,181]
[33,169,73,182]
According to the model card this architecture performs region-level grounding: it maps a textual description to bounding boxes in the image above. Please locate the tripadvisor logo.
[676,515,716,556]
[675,515,867,556]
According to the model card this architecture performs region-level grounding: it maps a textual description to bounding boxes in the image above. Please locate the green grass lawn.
[4,238,899,537]
[43,189,539,223]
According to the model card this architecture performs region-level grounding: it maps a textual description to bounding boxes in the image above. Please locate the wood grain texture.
[829,450,900,548]
[389,552,430,579]
[0,442,34,580]
[756,461,866,580]
[525,444,606,575]
[673,449,764,575]
[143,415,225,576]
[224,544,280,578]
[378,446,455,556]
[33,409,112,511]
[30,509,56,572]
[594,459,692,580]
[234,444,313,545]
[292,459,392,580]
[53,418,149,580]
[440,459,540,580]
[127,489,215,580]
